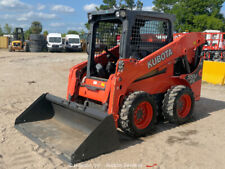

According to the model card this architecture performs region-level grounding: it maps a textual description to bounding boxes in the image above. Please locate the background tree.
[99,0,143,10]
[99,0,117,10]
[30,21,42,34]
[85,23,90,30]
[79,29,88,41]
[24,28,32,40]
[79,29,86,36]
[85,0,144,31]
[43,30,48,37]
[4,24,12,34]
[67,30,79,34]
[62,33,66,37]
[136,0,143,10]
[0,25,3,36]
[153,0,225,32]
[124,0,135,10]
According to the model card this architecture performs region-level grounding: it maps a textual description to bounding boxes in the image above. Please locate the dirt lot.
[0,49,225,169]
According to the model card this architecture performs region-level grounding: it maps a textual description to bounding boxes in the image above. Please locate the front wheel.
[162,85,194,124]
[119,91,157,137]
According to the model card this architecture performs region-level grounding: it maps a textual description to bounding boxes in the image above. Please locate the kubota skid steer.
[15,9,205,165]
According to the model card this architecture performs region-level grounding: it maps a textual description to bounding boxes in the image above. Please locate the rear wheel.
[119,91,157,137]
[162,85,194,124]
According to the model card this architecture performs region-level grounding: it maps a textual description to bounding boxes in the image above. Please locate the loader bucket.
[15,93,120,165]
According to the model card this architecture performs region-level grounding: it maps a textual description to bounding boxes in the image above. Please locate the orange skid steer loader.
[15,9,205,164]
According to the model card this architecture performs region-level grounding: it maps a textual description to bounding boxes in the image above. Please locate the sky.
[0,0,225,33]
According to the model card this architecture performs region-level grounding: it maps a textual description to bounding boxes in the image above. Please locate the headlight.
[115,11,120,18]
[115,10,126,18]
[120,10,126,18]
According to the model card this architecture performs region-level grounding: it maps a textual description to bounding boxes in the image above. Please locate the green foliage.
[98,0,143,10]
[124,0,135,10]
[99,0,117,10]
[4,24,12,34]
[67,30,79,34]
[62,33,66,37]
[24,28,32,40]
[153,0,225,32]
[24,21,42,39]
[79,31,88,41]
[43,30,48,37]
[30,21,42,34]
[86,0,144,31]
[136,0,143,10]
[85,23,90,30]
[79,29,86,36]
[192,15,224,32]
[0,25,3,36]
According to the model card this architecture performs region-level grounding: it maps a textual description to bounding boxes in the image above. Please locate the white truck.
[65,34,82,52]
[47,33,63,52]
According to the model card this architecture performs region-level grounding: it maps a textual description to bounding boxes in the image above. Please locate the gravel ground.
[0,49,225,169]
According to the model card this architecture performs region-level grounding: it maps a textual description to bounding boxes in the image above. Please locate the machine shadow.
[118,97,225,150]
[118,131,144,150]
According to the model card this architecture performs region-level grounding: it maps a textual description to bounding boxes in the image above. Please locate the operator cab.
[87,9,174,80]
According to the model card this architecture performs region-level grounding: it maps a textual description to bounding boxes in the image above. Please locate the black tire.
[119,91,157,137]
[162,85,194,124]
[29,41,45,52]
[29,45,42,52]
[65,48,69,52]
[29,34,44,41]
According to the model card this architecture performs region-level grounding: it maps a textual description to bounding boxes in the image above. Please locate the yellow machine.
[202,61,225,85]
[9,28,29,52]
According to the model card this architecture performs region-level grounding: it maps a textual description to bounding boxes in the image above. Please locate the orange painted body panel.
[67,32,205,128]
[174,32,225,51]
[67,61,87,100]
[67,46,119,101]
[78,77,112,103]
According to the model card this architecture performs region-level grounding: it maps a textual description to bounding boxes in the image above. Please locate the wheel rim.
[134,101,153,129]
[177,94,191,118]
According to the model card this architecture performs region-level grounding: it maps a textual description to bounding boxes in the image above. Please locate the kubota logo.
[148,49,173,69]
